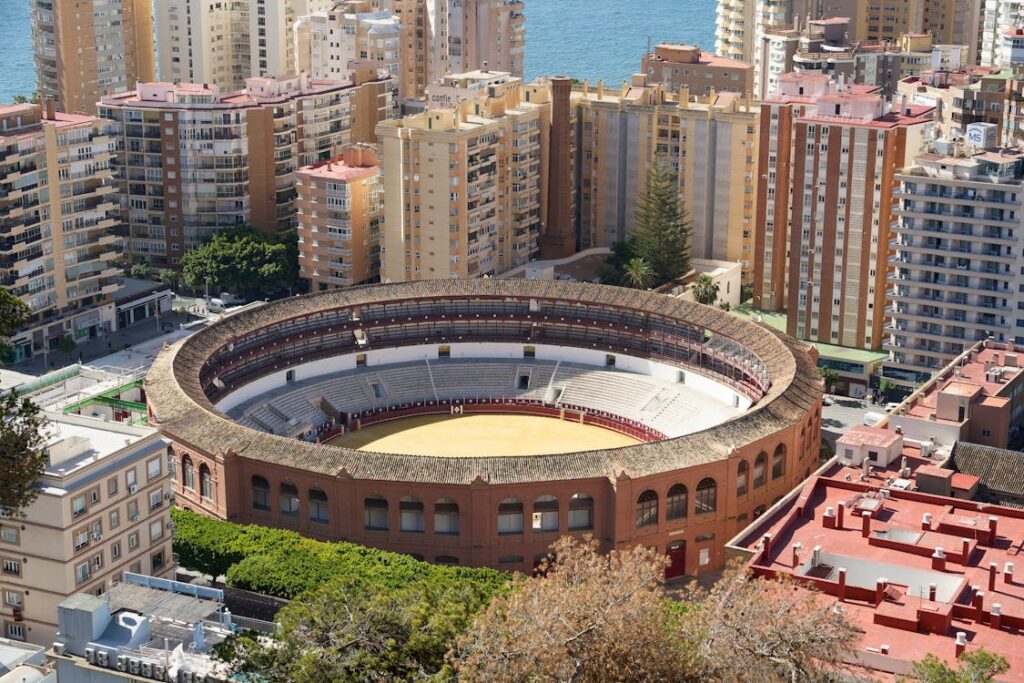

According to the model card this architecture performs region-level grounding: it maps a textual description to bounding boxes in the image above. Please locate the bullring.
[145,279,823,576]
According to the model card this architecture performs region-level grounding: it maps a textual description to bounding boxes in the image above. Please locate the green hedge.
[171,509,509,599]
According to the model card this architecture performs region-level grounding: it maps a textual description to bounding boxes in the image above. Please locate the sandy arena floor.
[326,413,641,456]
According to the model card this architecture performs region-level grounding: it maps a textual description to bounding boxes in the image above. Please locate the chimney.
[961,538,971,565]
[823,506,837,529]
[875,577,887,605]
[862,511,871,538]
[955,632,967,657]
[792,542,802,568]
[1004,562,1014,584]
[838,567,848,601]
[836,501,845,529]
[992,603,1003,630]
[973,590,985,621]
[989,562,998,591]
[932,547,946,572]
[928,583,937,601]
[988,516,998,545]
[922,512,932,530]
[762,533,773,557]
[45,98,56,121]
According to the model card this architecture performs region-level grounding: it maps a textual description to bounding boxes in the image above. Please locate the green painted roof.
[730,304,886,365]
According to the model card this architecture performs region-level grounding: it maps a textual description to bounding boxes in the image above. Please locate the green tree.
[910,649,1009,683]
[0,289,31,363]
[11,95,32,104]
[819,366,839,394]
[129,262,152,280]
[0,391,49,514]
[215,573,495,682]
[880,379,897,402]
[182,227,298,297]
[634,157,691,286]
[158,268,180,289]
[57,336,77,355]
[691,274,720,306]
[622,257,655,290]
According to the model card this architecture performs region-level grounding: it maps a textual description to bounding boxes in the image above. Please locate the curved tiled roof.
[145,280,822,484]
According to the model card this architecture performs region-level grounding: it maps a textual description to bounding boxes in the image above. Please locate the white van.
[207,298,227,313]
[218,292,246,305]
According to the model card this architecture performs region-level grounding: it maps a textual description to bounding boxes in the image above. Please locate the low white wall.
[215,342,751,413]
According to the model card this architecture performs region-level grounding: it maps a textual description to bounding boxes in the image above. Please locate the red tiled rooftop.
[903,347,1023,421]
[838,425,901,449]
[733,469,1024,679]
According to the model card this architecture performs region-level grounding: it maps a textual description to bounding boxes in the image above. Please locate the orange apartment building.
[98,73,395,269]
[641,44,754,95]
[753,71,934,350]
[31,0,155,115]
[297,146,383,289]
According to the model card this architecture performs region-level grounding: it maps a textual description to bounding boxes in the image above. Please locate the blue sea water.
[0,0,718,104]
[0,0,35,103]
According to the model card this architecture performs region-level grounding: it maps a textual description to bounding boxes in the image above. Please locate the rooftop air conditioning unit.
[181,672,194,683]
[129,658,140,675]
[116,655,128,671]
[141,661,152,678]
[52,642,66,656]
[85,647,96,664]
[155,663,166,680]
[97,650,109,667]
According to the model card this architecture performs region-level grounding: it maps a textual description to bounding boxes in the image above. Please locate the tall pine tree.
[634,156,691,286]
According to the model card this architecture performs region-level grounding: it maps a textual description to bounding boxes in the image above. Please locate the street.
[820,395,879,449]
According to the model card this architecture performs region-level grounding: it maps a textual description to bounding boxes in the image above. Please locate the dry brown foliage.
[450,535,696,682]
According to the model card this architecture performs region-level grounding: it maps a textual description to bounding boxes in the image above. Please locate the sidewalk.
[14,310,203,376]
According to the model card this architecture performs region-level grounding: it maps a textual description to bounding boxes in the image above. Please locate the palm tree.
[623,257,655,290]
[691,274,719,306]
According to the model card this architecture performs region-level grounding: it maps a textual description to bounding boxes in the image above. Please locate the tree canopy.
[0,391,48,514]
[0,288,31,363]
[634,156,691,286]
[911,649,1009,683]
[181,227,298,297]
[691,274,720,306]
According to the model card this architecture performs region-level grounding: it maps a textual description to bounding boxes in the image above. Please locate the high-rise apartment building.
[0,103,122,362]
[30,0,155,115]
[98,74,395,269]
[156,0,252,91]
[983,0,1024,66]
[640,44,753,95]
[250,0,335,79]
[297,145,383,289]
[753,72,934,350]
[294,1,403,92]
[572,78,759,274]
[377,73,548,281]
[886,137,1024,387]
[0,403,173,646]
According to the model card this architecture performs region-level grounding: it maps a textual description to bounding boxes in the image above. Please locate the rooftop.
[730,305,887,365]
[837,425,902,449]
[730,463,1024,679]
[947,442,1024,507]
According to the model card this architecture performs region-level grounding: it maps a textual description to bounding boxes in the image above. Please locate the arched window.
[636,490,659,528]
[181,455,195,491]
[498,497,524,535]
[695,478,717,515]
[753,452,767,488]
[736,460,749,496]
[434,555,459,566]
[365,495,389,530]
[772,444,786,480]
[666,484,688,520]
[280,483,299,516]
[199,464,213,500]
[309,488,329,523]
[753,504,767,520]
[568,493,593,531]
[399,496,424,532]
[532,495,559,532]
[251,476,270,511]
[434,497,459,535]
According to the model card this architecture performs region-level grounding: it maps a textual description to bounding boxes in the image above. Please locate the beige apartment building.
[572,78,759,276]
[0,103,122,363]
[753,72,934,350]
[295,0,403,94]
[251,0,335,79]
[30,0,155,115]
[297,146,383,289]
[641,44,753,96]
[858,0,980,56]
[98,74,395,269]
[378,73,548,281]
[0,407,173,646]
[156,0,252,91]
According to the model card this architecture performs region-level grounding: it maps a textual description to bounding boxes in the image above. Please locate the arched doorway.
[665,541,687,580]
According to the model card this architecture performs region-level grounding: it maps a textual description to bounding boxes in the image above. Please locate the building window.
[252,476,270,511]
[75,562,90,584]
[309,489,329,524]
[126,468,137,491]
[568,493,594,531]
[532,495,559,532]
[110,510,119,529]
[0,526,18,545]
[736,460,749,496]
[3,590,22,608]
[772,444,786,480]
[636,490,659,528]
[434,555,459,566]
[128,532,139,550]
[666,484,688,520]
[498,497,524,534]
[399,496,424,532]
[199,464,213,500]
[149,490,163,511]
[150,520,163,542]
[280,483,300,516]
[434,497,459,535]
[108,477,118,496]
[127,500,139,523]
[365,496,389,530]
[1,559,19,576]
[181,456,194,490]
[147,457,161,480]
[74,528,89,552]
[111,541,121,559]
[753,452,767,488]
[151,551,165,572]
[695,478,717,515]
[71,494,87,517]
[6,623,24,641]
